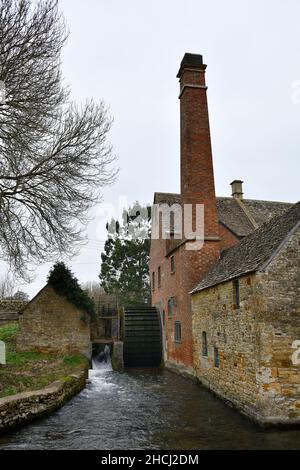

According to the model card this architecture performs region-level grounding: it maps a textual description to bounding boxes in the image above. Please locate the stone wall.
[0,369,88,434]
[17,285,91,359]
[257,225,300,424]
[192,226,300,426]
[0,300,27,326]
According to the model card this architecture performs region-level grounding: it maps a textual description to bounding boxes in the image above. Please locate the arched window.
[202,331,208,357]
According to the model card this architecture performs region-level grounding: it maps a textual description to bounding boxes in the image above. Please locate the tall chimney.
[177,53,219,237]
[230,180,244,200]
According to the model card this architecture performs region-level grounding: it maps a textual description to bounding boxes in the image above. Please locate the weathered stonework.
[17,285,91,359]
[192,226,300,426]
[0,368,88,434]
[111,341,124,371]
[0,300,27,326]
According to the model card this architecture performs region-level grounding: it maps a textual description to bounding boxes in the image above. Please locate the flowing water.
[1,358,300,450]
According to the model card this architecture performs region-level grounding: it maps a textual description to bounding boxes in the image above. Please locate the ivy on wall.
[47,262,95,318]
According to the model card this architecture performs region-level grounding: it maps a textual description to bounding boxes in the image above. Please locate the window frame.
[202,331,208,357]
[233,279,240,309]
[174,321,182,343]
[214,347,219,368]
[158,266,161,288]
[167,297,173,318]
[152,271,155,291]
[170,255,175,273]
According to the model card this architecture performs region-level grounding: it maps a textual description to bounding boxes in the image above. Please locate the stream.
[1,358,300,450]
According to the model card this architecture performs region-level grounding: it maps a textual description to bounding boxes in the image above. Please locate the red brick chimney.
[177,53,219,238]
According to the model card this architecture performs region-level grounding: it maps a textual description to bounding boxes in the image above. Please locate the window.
[170,255,175,273]
[202,331,208,357]
[168,298,173,318]
[152,271,155,291]
[214,347,219,368]
[158,266,161,287]
[174,321,181,343]
[162,310,165,326]
[233,279,240,309]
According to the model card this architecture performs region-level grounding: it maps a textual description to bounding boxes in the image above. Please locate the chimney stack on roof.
[231,180,244,200]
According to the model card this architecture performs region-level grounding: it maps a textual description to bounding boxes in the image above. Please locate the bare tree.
[0,272,14,298]
[81,281,104,301]
[0,0,117,276]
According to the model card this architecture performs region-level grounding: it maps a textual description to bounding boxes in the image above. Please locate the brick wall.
[17,285,91,359]
[150,54,240,376]
[192,226,300,426]
[150,236,225,375]
[218,222,240,250]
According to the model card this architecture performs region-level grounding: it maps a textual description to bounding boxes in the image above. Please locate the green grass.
[0,323,18,344]
[0,323,88,398]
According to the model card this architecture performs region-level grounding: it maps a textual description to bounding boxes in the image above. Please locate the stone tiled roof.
[154,192,181,206]
[216,197,254,237]
[191,201,300,294]
[154,192,292,238]
[242,199,292,227]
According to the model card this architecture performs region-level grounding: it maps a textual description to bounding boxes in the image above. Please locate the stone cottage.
[149,52,293,379]
[191,202,300,426]
[17,285,91,359]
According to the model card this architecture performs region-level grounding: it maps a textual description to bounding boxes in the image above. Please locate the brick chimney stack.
[177,53,219,238]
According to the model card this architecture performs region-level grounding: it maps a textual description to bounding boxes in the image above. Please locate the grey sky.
[3,0,300,296]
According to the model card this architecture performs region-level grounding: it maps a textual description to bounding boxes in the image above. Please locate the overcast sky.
[3,0,300,297]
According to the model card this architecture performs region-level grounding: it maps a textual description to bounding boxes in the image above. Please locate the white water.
[86,350,115,395]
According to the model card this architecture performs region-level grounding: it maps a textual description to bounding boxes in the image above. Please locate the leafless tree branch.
[0,0,118,277]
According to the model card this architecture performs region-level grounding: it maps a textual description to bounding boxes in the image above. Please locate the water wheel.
[123,306,162,367]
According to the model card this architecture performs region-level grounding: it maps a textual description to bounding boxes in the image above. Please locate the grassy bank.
[0,323,89,398]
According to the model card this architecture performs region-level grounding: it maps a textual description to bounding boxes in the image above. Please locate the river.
[1,360,300,450]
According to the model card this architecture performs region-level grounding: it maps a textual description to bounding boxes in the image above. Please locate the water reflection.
[1,365,300,450]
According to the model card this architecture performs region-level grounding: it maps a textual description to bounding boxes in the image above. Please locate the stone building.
[149,52,293,378]
[191,202,300,426]
[17,285,91,359]
[0,299,27,326]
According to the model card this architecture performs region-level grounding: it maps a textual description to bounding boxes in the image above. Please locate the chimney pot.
[231,180,244,200]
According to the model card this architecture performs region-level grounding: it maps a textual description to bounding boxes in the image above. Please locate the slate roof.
[154,192,292,238]
[191,201,300,294]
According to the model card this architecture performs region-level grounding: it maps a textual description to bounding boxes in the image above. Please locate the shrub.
[47,262,95,318]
